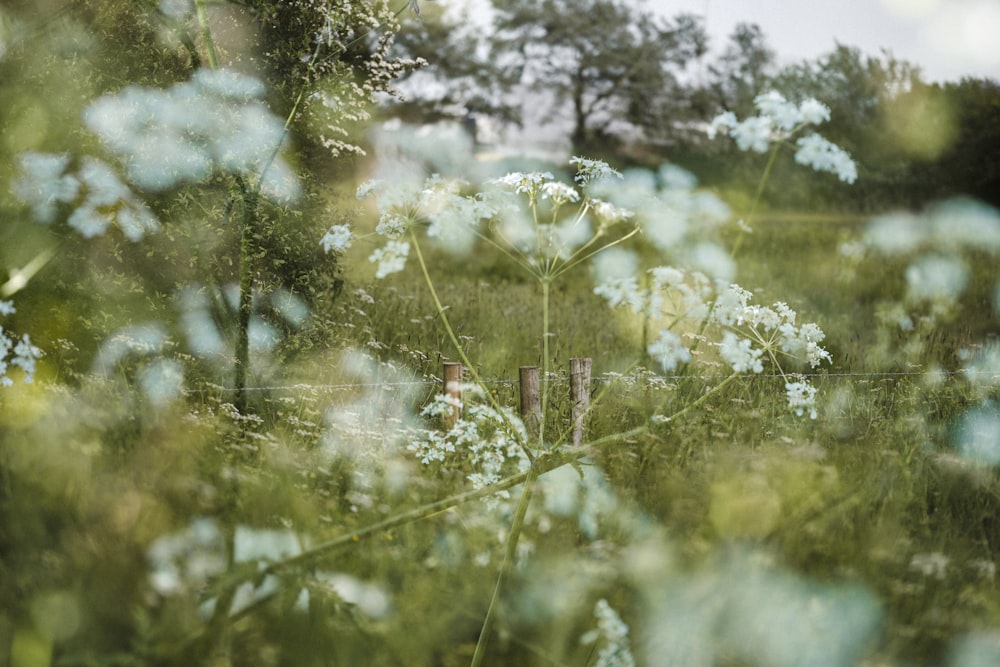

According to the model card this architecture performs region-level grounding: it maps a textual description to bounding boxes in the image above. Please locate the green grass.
[4,206,1000,666]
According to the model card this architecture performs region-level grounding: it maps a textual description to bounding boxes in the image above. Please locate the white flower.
[707,111,738,140]
[785,380,818,419]
[368,240,410,279]
[12,152,80,223]
[648,330,691,371]
[689,242,735,283]
[592,247,639,284]
[375,213,408,239]
[731,116,774,153]
[799,98,831,125]
[864,212,924,254]
[955,406,1000,466]
[754,91,801,131]
[718,332,763,374]
[321,224,353,253]
[778,321,832,368]
[491,171,553,196]
[794,133,858,183]
[540,181,580,204]
[355,179,380,200]
[570,156,622,185]
[581,599,635,667]
[590,198,633,225]
[594,277,645,313]
[904,254,969,303]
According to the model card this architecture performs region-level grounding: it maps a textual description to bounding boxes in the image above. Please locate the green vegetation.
[2,1,1000,666]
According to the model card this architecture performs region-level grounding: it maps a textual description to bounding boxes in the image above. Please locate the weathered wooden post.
[569,357,592,447]
[443,362,463,428]
[519,366,541,441]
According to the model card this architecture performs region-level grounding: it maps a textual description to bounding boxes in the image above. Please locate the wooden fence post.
[443,362,463,427]
[569,357,592,447]
[519,366,541,441]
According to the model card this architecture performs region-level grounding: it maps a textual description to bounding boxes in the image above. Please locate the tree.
[706,22,776,116]
[488,0,707,154]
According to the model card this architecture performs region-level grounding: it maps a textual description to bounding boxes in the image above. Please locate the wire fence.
[188,367,998,396]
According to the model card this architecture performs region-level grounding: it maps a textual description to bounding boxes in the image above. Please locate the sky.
[648,0,1000,83]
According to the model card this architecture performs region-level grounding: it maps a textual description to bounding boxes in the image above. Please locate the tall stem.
[539,279,551,448]
[731,141,781,259]
[234,181,257,414]
[469,466,539,667]
[193,0,218,69]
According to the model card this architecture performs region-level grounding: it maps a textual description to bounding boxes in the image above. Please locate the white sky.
[647,0,1000,83]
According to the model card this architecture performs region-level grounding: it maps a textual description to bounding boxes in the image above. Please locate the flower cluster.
[594,265,832,417]
[709,91,857,183]
[848,198,1000,310]
[580,599,635,667]
[13,152,160,241]
[1,299,43,387]
[83,68,300,202]
[408,385,531,496]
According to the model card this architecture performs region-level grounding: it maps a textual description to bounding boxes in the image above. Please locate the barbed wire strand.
[183,368,1000,395]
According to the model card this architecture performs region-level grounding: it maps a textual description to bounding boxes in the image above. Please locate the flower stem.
[193,0,218,70]
[731,141,781,259]
[540,278,551,448]
[470,466,539,667]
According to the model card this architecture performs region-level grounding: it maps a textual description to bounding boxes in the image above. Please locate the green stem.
[731,141,781,259]
[234,180,257,414]
[193,0,218,69]
[540,279,551,448]
[470,466,539,667]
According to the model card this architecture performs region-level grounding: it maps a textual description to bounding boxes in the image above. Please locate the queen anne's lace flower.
[785,380,819,419]
[648,329,691,371]
[321,224,353,253]
[719,331,764,374]
[369,240,410,279]
[794,133,858,184]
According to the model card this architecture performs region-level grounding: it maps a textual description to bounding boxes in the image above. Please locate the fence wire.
[186,368,999,395]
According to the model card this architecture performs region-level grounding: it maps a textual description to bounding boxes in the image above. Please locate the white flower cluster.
[785,380,819,419]
[580,599,636,667]
[1,299,43,387]
[594,266,832,416]
[13,152,160,241]
[569,155,623,186]
[83,68,300,202]
[408,387,531,496]
[587,164,731,264]
[852,198,1000,308]
[708,91,857,183]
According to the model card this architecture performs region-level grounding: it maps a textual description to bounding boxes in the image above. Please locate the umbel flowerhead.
[709,91,857,184]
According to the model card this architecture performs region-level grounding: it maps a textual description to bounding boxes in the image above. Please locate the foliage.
[4,1,1000,666]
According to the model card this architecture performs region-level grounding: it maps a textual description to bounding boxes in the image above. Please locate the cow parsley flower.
[648,329,691,372]
[540,181,580,205]
[719,332,764,374]
[580,599,635,667]
[754,91,801,131]
[491,171,553,197]
[731,116,774,153]
[369,240,410,279]
[794,133,858,184]
[785,380,818,419]
[799,98,831,125]
[707,111,738,140]
[570,156,622,186]
[1,302,43,387]
[12,152,79,223]
[321,224,353,253]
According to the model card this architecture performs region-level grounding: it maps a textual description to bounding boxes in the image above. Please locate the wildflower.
[904,254,969,304]
[594,277,645,313]
[954,405,1000,466]
[491,171,553,197]
[356,179,380,200]
[798,97,831,125]
[731,116,774,153]
[590,198,634,225]
[648,329,691,372]
[12,152,79,223]
[718,332,763,374]
[794,133,858,183]
[540,181,580,205]
[785,380,818,419]
[375,213,409,239]
[321,224,354,253]
[754,91,801,131]
[369,240,410,279]
[706,111,738,140]
[863,212,924,254]
[581,599,635,667]
[778,321,832,368]
[570,156,622,185]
